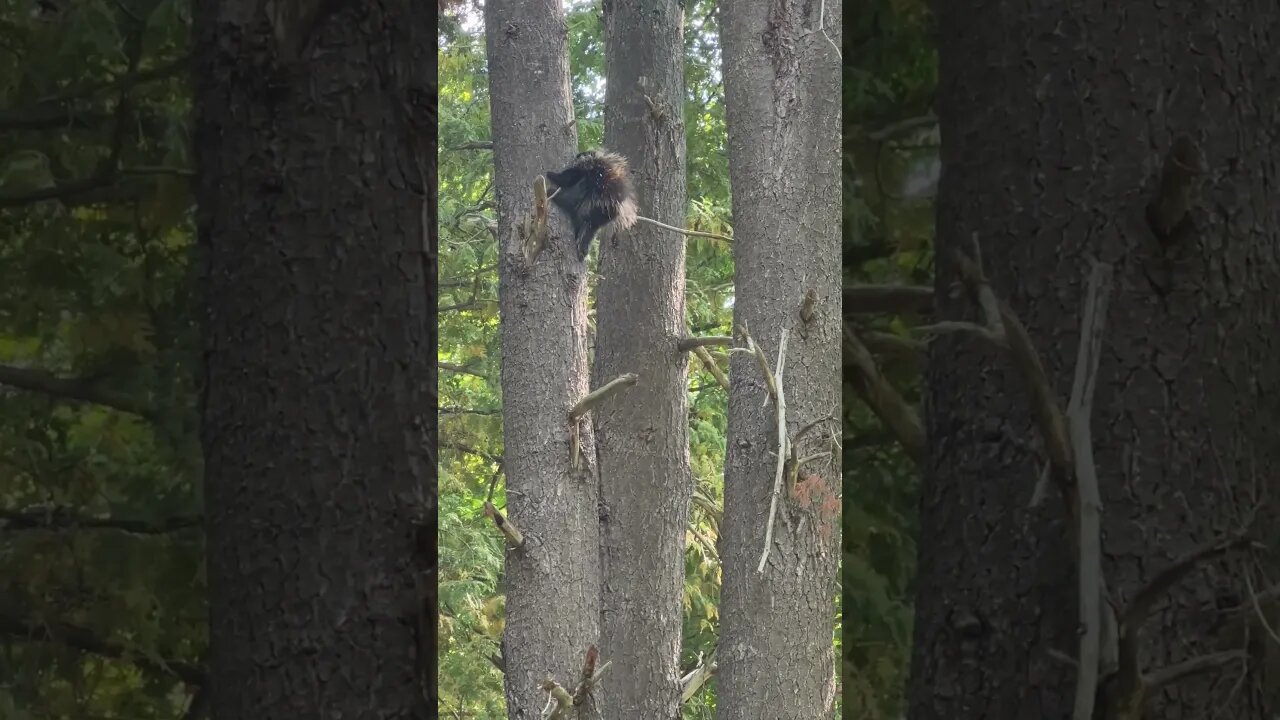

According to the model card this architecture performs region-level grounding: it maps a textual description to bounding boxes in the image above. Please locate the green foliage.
[437,0,736,715]
[0,1,201,716]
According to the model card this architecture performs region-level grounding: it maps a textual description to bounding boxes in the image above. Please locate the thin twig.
[635,215,732,243]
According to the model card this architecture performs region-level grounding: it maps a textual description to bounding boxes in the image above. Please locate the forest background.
[439,0,932,717]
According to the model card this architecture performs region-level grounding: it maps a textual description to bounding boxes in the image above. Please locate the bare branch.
[0,613,204,684]
[438,361,486,379]
[439,442,501,466]
[680,650,718,703]
[1144,650,1245,690]
[634,215,733,244]
[734,325,778,405]
[0,507,201,535]
[1122,533,1260,631]
[677,335,734,352]
[866,112,938,142]
[483,501,524,548]
[1068,261,1114,720]
[0,55,189,132]
[757,328,789,574]
[842,323,925,463]
[842,284,934,314]
[0,364,156,419]
[692,346,730,392]
[439,407,501,417]
[569,373,639,420]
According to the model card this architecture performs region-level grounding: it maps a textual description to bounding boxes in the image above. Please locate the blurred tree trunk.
[484,1,603,717]
[593,0,690,717]
[192,2,433,718]
[908,4,1280,719]
[717,0,843,716]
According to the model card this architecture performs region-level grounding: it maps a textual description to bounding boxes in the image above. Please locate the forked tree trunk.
[484,1,603,717]
[192,2,433,717]
[593,0,691,717]
[717,0,843,716]
[909,4,1280,719]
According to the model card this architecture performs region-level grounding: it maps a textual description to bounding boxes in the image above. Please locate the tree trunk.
[593,0,690,717]
[909,4,1280,719]
[192,3,433,718]
[717,0,842,716]
[483,1,603,717]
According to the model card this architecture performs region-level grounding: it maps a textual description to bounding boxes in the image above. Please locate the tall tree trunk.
[909,4,1280,719]
[484,1,602,717]
[717,0,842,716]
[192,3,433,718]
[594,0,690,717]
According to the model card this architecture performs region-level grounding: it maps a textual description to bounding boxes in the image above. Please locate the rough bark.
[717,0,843,717]
[484,1,603,717]
[908,4,1280,719]
[593,0,690,717]
[192,2,434,718]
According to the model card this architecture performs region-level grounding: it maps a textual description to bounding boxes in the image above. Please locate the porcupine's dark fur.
[544,149,638,261]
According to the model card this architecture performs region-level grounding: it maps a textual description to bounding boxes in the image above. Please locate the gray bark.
[594,0,690,717]
[717,0,843,717]
[909,3,1280,719]
[483,1,602,717]
[192,2,433,717]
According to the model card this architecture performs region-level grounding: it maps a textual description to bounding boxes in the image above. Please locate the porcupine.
[544,149,638,261]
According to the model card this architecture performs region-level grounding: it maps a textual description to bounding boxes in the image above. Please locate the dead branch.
[634,215,733,243]
[540,679,574,719]
[757,328,789,574]
[678,335,734,351]
[842,284,935,314]
[0,613,204,684]
[859,329,927,358]
[0,507,201,535]
[679,650,718,703]
[1122,534,1260,632]
[438,361,487,379]
[569,373,639,420]
[1068,260,1114,720]
[911,319,1005,344]
[0,364,156,419]
[982,283,1073,504]
[692,346,730,391]
[1243,572,1280,646]
[1103,531,1261,718]
[483,501,524,548]
[841,323,925,463]
[523,175,551,263]
[866,112,938,142]
[439,441,502,467]
[1144,650,1245,690]
[733,324,778,405]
